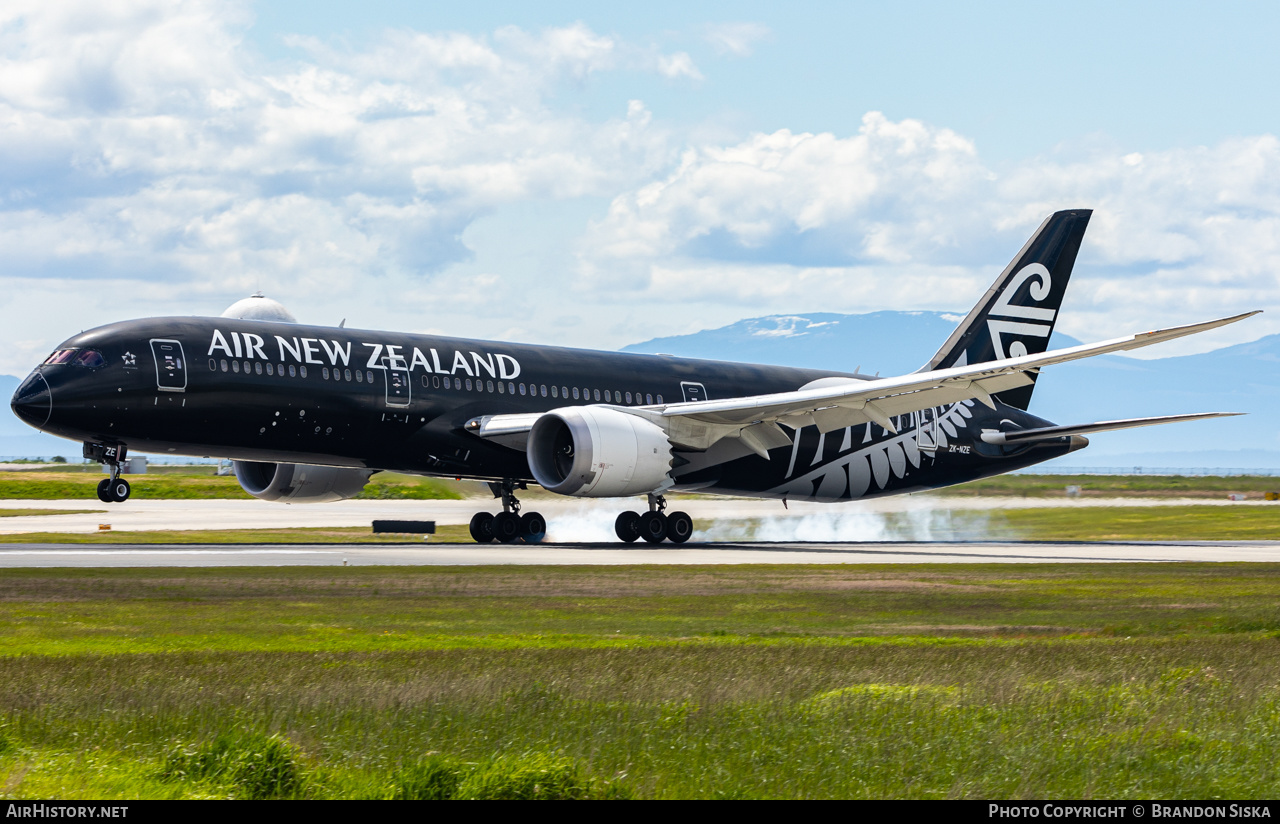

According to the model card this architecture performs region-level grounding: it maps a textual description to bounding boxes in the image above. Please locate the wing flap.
[979,412,1243,445]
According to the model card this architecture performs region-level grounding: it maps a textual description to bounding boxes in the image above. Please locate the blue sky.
[1,0,1278,376]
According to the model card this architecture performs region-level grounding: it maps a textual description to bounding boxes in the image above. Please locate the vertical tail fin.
[921,209,1091,410]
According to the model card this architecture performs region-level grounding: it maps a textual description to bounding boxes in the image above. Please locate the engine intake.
[527,407,674,497]
[233,461,373,503]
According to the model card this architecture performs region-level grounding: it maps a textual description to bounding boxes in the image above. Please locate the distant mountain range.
[4,311,1277,470]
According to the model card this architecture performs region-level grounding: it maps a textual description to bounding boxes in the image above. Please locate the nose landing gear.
[469,480,546,544]
[84,442,131,503]
[614,494,693,544]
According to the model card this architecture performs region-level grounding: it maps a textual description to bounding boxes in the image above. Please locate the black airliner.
[9,210,1255,544]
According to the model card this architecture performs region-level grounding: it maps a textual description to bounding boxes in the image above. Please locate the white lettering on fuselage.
[207,328,521,378]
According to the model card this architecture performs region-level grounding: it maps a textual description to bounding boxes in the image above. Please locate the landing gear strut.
[84,442,131,503]
[614,494,692,544]
[469,480,546,544]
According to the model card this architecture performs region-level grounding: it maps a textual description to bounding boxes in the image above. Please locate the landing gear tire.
[96,479,113,503]
[666,511,693,544]
[469,512,496,544]
[110,478,131,502]
[639,510,668,543]
[494,511,522,543]
[615,511,641,543]
[520,511,547,544]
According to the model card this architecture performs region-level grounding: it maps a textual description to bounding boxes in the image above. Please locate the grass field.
[0,470,466,501]
[2,564,1280,799]
[936,473,1280,499]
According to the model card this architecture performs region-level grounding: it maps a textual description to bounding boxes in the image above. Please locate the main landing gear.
[84,442,131,503]
[614,494,692,544]
[469,480,547,544]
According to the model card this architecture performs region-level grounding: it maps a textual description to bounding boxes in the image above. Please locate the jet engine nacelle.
[233,461,373,503]
[527,406,674,497]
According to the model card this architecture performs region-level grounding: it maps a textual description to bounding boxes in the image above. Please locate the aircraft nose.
[10,371,51,430]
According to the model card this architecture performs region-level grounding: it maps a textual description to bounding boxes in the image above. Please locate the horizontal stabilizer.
[978,412,1243,445]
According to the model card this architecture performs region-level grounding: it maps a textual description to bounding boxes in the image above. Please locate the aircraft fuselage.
[11,316,1080,503]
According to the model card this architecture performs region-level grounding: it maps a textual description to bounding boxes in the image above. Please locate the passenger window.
[266,363,274,376]
[289,365,297,377]
[433,376,441,388]
[561,386,568,398]
[208,359,216,371]
[654,394,661,404]
[593,389,600,401]
[366,371,374,383]
[242,362,250,373]
[444,376,451,389]
[614,391,621,403]
[324,368,331,379]
[220,359,228,372]
[344,368,352,381]
[551,386,558,398]
[498,381,505,394]
[232,361,240,373]
[487,380,494,393]
[465,379,473,391]
[508,382,515,394]
[573,387,580,400]
[625,392,632,403]
[540,385,547,397]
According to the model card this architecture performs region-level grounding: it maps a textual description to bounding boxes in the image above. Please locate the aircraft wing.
[653,312,1255,446]
[467,311,1256,456]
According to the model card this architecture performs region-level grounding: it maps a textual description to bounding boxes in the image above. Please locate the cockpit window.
[43,349,79,365]
[73,349,106,368]
[41,348,106,368]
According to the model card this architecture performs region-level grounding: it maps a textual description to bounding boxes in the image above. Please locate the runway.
[2,539,1278,567]
[0,494,1272,536]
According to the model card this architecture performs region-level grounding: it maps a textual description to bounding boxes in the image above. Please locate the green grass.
[2,565,1280,798]
[0,471,467,500]
[941,473,1280,499]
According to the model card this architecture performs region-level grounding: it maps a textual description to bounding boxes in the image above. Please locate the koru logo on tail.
[987,263,1055,358]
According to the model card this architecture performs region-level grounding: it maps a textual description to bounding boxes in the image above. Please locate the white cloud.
[0,2,682,298]
[2,2,1279,377]
[575,114,1280,352]
[703,22,771,57]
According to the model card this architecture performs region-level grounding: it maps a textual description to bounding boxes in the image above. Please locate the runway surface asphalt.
[2,540,1278,567]
[2,496,1278,567]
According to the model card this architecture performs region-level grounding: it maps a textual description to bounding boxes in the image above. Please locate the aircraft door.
[150,339,187,393]
[383,358,411,408]
[680,381,708,403]
[917,407,939,453]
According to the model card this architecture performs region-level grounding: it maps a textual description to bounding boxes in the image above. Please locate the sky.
[2,0,1279,377]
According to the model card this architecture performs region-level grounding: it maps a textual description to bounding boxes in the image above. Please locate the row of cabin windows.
[418,374,662,405]
[213,359,308,379]
[211,358,665,406]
